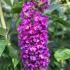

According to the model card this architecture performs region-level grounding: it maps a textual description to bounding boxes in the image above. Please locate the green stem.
[0,1,8,40]
[0,1,6,29]
[61,60,65,70]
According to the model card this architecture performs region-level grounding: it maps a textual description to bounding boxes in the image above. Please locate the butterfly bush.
[17,1,50,70]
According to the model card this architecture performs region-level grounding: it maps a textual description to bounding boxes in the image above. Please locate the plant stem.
[61,61,65,70]
[0,1,6,29]
[0,1,8,40]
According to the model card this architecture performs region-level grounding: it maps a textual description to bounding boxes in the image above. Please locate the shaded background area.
[0,0,70,70]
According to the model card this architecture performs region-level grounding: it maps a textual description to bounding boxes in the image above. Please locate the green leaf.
[12,1,23,13]
[0,40,7,57]
[12,58,19,68]
[54,48,70,62]
[44,4,61,15]
[16,18,21,27]
[0,27,6,36]
[8,46,18,58]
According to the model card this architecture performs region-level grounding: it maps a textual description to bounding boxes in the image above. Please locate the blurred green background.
[0,0,70,70]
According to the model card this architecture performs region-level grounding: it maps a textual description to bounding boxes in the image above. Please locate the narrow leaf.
[12,58,19,68]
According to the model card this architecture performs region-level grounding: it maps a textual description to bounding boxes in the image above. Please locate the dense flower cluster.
[17,1,50,70]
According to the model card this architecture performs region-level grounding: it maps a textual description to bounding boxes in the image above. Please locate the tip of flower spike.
[22,2,34,12]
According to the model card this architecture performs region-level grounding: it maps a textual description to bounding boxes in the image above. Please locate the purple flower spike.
[17,1,50,70]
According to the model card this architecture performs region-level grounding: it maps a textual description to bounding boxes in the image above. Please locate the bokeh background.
[0,0,70,70]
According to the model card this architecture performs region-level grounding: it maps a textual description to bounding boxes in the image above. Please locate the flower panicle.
[17,1,50,70]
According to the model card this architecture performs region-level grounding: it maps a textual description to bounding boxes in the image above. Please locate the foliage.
[0,0,70,70]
